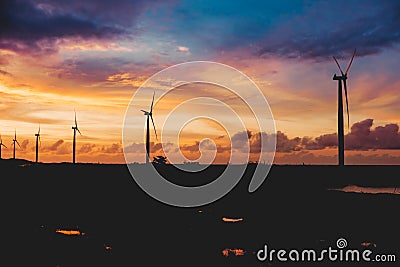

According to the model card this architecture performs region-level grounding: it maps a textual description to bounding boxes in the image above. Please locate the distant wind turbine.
[35,124,41,163]
[12,129,21,160]
[333,48,356,166]
[0,134,7,159]
[72,110,81,164]
[141,91,158,164]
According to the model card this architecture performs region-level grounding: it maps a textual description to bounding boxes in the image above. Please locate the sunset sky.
[1,0,400,164]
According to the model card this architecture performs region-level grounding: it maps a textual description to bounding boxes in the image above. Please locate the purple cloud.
[0,0,169,54]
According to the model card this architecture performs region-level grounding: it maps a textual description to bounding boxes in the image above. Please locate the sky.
[1,0,400,164]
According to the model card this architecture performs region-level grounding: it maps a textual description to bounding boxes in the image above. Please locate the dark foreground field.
[2,160,400,266]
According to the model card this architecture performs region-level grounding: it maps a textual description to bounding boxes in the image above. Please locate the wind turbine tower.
[140,92,158,164]
[72,110,81,164]
[332,49,356,166]
[12,130,21,160]
[35,125,40,163]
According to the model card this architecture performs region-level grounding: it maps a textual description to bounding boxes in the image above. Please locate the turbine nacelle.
[72,110,82,135]
[36,125,40,137]
[141,110,151,116]
[332,74,348,80]
[13,130,20,147]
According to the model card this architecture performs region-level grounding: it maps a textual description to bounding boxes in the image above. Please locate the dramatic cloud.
[275,131,301,153]
[101,143,122,154]
[21,139,29,150]
[346,119,400,150]
[44,139,64,151]
[295,119,400,151]
[79,143,96,153]
[302,134,338,150]
[0,0,168,54]
[230,119,400,153]
[231,130,299,153]
[123,142,165,154]
[258,1,400,60]
[180,139,230,154]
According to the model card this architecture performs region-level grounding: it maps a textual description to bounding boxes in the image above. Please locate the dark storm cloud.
[0,0,164,54]
[258,0,400,60]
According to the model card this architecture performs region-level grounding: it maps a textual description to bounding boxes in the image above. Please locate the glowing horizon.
[1,1,400,164]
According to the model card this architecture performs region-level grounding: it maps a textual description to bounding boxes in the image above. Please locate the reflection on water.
[361,241,377,248]
[55,229,84,236]
[221,248,245,257]
[222,217,243,222]
[329,185,400,194]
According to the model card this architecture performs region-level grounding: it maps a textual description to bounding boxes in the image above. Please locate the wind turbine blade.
[345,48,357,75]
[150,115,158,140]
[332,56,344,75]
[77,128,82,135]
[16,140,21,148]
[38,124,40,135]
[74,110,78,127]
[150,91,155,113]
[343,80,350,132]
[1,143,7,148]
[140,110,148,114]
[39,136,41,147]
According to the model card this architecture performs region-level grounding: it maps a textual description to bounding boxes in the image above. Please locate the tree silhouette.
[153,155,168,165]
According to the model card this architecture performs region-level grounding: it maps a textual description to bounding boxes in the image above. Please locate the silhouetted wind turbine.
[333,48,356,166]
[12,129,21,160]
[0,134,7,159]
[141,92,157,164]
[35,124,41,163]
[72,110,81,164]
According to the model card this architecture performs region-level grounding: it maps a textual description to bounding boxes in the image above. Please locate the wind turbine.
[35,125,41,163]
[12,129,20,160]
[72,110,81,164]
[0,134,7,159]
[333,48,356,166]
[141,92,158,164]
